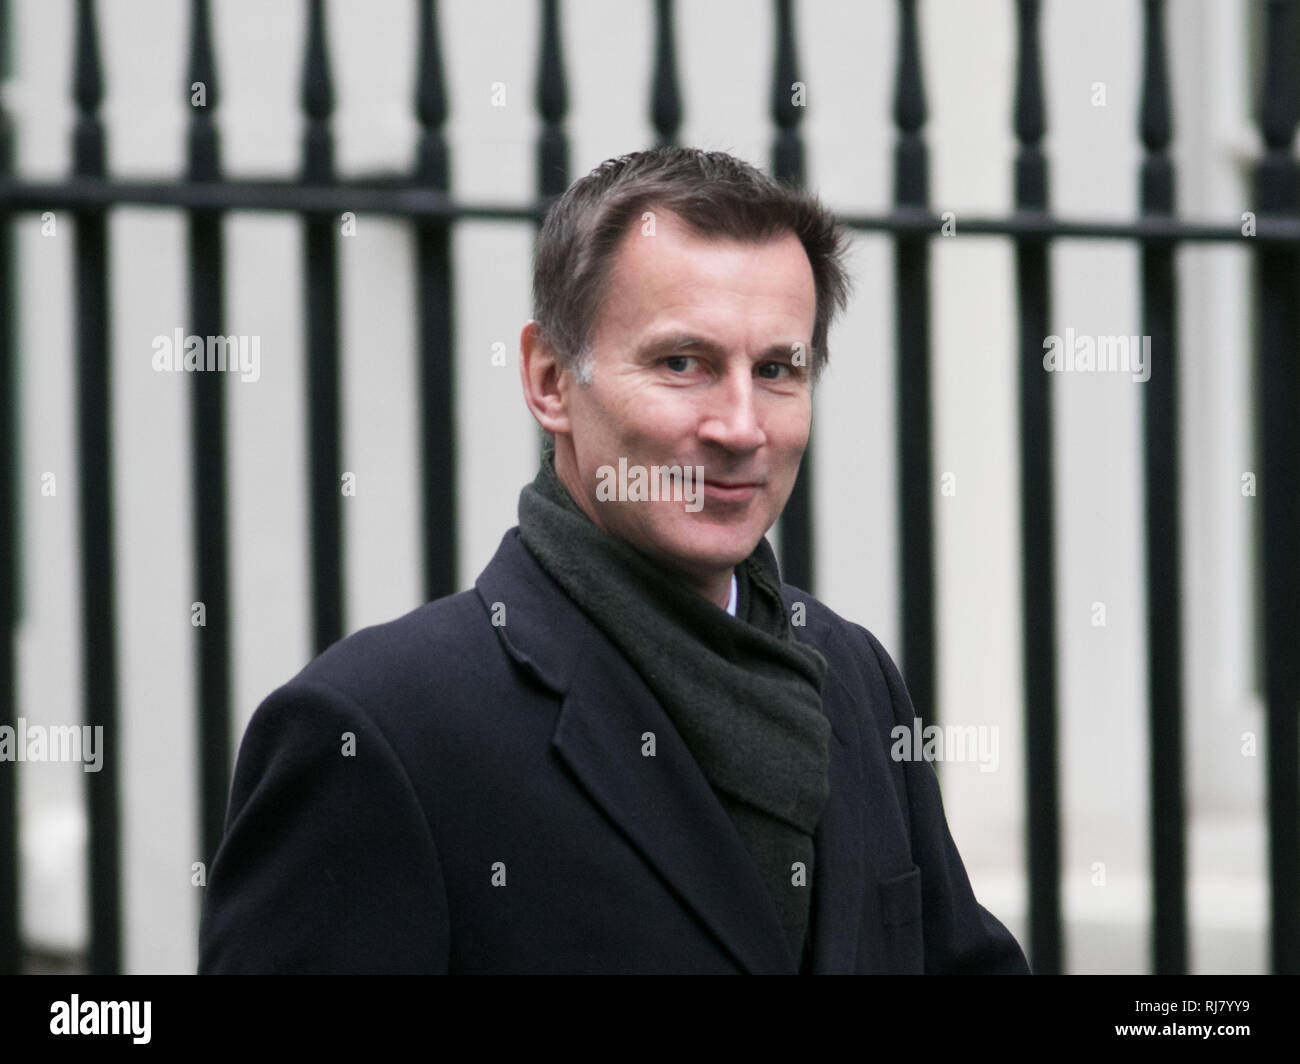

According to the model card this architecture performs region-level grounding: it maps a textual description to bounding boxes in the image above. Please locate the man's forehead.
[578,230,812,370]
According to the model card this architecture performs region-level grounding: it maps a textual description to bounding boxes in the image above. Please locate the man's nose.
[698,368,766,451]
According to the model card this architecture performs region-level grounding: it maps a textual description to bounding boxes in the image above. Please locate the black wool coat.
[198,527,1031,974]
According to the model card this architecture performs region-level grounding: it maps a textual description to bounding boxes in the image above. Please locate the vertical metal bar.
[771,0,815,595]
[186,0,231,867]
[1013,0,1060,977]
[414,0,457,601]
[535,0,568,202]
[1254,0,1300,976]
[72,0,120,974]
[650,0,681,148]
[532,0,568,456]
[1138,0,1187,975]
[301,0,343,651]
[891,0,935,723]
[0,0,20,977]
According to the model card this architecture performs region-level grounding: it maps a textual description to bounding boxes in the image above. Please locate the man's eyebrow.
[634,333,807,362]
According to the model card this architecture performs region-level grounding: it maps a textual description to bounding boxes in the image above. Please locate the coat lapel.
[552,640,800,973]
[476,527,863,973]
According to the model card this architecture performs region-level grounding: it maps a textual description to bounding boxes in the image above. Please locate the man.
[198,147,1030,974]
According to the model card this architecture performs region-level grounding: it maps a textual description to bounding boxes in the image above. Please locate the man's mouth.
[702,479,760,502]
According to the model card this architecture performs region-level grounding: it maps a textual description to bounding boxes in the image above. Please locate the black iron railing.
[0,0,1295,976]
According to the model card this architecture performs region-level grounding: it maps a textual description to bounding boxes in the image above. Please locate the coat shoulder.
[282,589,501,723]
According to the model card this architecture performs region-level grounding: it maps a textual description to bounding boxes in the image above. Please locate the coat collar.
[475,527,865,973]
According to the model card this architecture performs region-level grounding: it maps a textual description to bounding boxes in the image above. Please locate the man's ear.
[519,320,572,436]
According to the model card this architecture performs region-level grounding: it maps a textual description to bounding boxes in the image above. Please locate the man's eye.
[757,361,792,379]
[665,355,697,372]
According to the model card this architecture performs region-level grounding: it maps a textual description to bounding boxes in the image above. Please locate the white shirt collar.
[725,571,738,616]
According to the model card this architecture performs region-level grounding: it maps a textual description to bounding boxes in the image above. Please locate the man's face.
[548,208,817,597]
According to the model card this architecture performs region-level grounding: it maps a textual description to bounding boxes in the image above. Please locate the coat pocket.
[877,865,923,972]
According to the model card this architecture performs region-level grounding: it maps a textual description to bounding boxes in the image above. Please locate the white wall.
[4,0,1269,972]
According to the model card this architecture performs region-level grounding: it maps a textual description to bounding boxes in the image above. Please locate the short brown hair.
[532,147,852,387]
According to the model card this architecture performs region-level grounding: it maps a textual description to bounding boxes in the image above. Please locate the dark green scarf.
[517,438,831,969]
